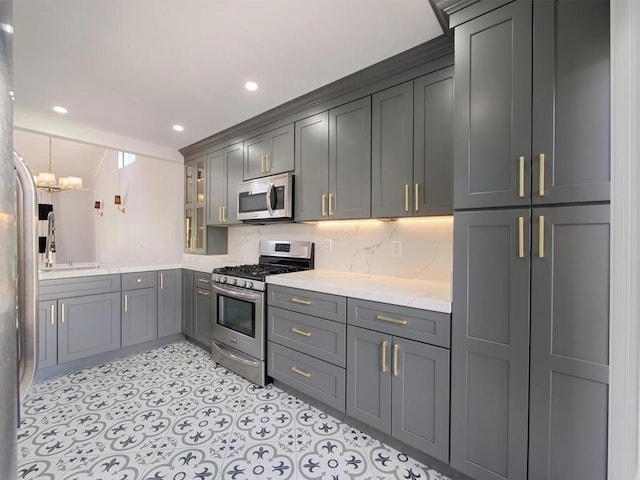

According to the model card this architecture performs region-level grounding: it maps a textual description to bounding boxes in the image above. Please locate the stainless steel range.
[210,240,314,385]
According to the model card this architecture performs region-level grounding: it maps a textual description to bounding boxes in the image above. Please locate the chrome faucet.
[44,211,56,267]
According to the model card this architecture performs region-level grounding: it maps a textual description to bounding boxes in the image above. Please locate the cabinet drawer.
[40,274,121,300]
[348,298,450,348]
[268,285,346,323]
[122,271,157,290]
[193,272,213,289]
[267,341,345,412]
[268,306,346,367]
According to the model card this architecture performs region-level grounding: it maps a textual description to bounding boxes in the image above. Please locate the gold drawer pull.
[404,184,409,212]
[51,304,55,325]
[328,193,334,216]
[539,153,545,197]
[322,194,327,216]
[375,314,407,326]
[291,366,312,378]
[518,156,525,198]
[415,183,419,212]
[291,327,312,337]
[197,290,210,296]
[518,216,525,258]
[538,215,545,258]
[291,297,312,305]
[197,278,210,283]
[381,340,389,373]
[160,273,164,290]
[393,343,400,376]
[124,294,128,312]
[61,303,65,323]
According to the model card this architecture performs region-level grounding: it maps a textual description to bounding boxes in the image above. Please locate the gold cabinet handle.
[538,215,545,258]
[222,205,227,222]
[518,156,525,198]
[291,365,312,378]
[197,278,210,284]
[50,304,55,325]
[321,194,327,216]
[197,290,210,296]
[393,343,400,376]
[160,273,164,290]
[415,183,419,212]
[124,294,128,312]
[265,154,270,173]
[539,153,545,197]
[404,184,409,212]
[381,339,389,373]
[61,303,65,323]
[375,314,407,326]
[136,278,142,283]
[328,193,334,216]
[291,327,312,337]
[291,297,312,305]
[518,216,525,258]
[261,154,265,173]
[218,206,222,223]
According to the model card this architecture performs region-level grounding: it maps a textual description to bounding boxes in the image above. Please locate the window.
[117,151,136,169]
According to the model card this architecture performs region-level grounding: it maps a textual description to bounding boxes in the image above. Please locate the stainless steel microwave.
[237,172,293,222]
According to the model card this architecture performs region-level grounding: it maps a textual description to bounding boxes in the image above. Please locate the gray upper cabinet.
[371,81,414,218]
[208,142,243,225]
[38,300,57,368]
[57,292,121,364]
[450,209,531,480]
[182,269,194,337]
[532,0,610,204]
[329,97,372,220]
[528,204,610,480]
[294,112,329,222]
[414,66,454,216]
[157,269,182,338]
[453,1,533,210]
[243,123,294,180]
[122,286,157,348]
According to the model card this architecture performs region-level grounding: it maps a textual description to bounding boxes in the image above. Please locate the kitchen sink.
[39,262,101,272]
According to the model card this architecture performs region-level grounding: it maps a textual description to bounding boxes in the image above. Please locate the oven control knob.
[246,281,253,289]
[220,276,227,283]
[230,278,237,285]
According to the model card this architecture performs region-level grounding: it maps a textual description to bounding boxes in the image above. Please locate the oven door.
[211,282,264,361]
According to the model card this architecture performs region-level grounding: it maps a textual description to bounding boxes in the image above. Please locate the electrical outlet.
[391,241,401,257]
[324,239,332,254]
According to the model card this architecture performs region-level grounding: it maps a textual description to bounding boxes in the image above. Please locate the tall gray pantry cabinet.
[449,1,611,480]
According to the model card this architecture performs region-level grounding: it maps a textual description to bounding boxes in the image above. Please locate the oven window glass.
[218,294,256,337]
[239,191,267,213]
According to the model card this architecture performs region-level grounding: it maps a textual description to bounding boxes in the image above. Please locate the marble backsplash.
[184,217,453,283]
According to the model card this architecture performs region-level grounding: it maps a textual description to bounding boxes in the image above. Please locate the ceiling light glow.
[245,81,258,92]
[53,106,68,114]
[173,125,184,132]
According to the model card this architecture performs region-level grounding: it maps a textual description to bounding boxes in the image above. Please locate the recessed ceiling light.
[173,125,184,132]
[245,81,258,92]
[53,106,68,114]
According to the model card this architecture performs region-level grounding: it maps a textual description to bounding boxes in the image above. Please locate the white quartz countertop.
[266,269,452,314]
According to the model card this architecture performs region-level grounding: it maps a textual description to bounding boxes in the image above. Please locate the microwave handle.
[266,182,274,217]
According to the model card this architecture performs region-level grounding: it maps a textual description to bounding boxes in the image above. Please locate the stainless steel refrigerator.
[1,1,39,479]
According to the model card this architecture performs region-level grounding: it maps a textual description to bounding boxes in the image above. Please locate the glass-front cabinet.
[184,154,228,254]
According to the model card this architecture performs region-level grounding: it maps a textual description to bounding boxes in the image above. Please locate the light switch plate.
[391,241,401,257]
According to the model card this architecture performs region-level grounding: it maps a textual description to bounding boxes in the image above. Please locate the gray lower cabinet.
[451,209,531,480]
[122,287,157,348]
[244,123,294,180]
[57,292,121,364]
[182,269,194,337]
[528,204,610,480]
[38,300,57,368]
[157,269,182,338]
[193,273,213,346]
[346,325,450,463]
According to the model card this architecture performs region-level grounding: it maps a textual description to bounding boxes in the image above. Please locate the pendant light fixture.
[35,137,84,192]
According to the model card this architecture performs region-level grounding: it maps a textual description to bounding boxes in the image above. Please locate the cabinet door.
[329,97,372,220]
[185,206,195,251]
[346,326,391,434]
[185,162,195,206]
[193,287,212,346]
[265,123,294,176]
[243,134,267,180]
[182,270,194,337]
[206,149,225,225]
[453,2,532,209]
[529,205,610,480]
[414,67,454,216]
[224,143,243,225]
[295,112,329,222]
[450,209,530,480]
[38,300,57,368]
[532,0,610,205]
[57,292,121,363]
[371,82,414,218]
[122,287,158,348]
[158,270,182,338]
[392,338,450,462]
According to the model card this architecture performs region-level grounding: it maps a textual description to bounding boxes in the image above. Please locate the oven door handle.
[211,282,263,301]
[212,341,261,367]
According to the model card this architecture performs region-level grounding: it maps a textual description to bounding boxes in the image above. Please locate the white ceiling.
[12,1,443,160]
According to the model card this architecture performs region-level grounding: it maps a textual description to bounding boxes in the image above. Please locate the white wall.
[91,151,183,263]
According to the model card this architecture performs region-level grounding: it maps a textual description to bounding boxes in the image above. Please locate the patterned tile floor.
[17,340,451,480]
